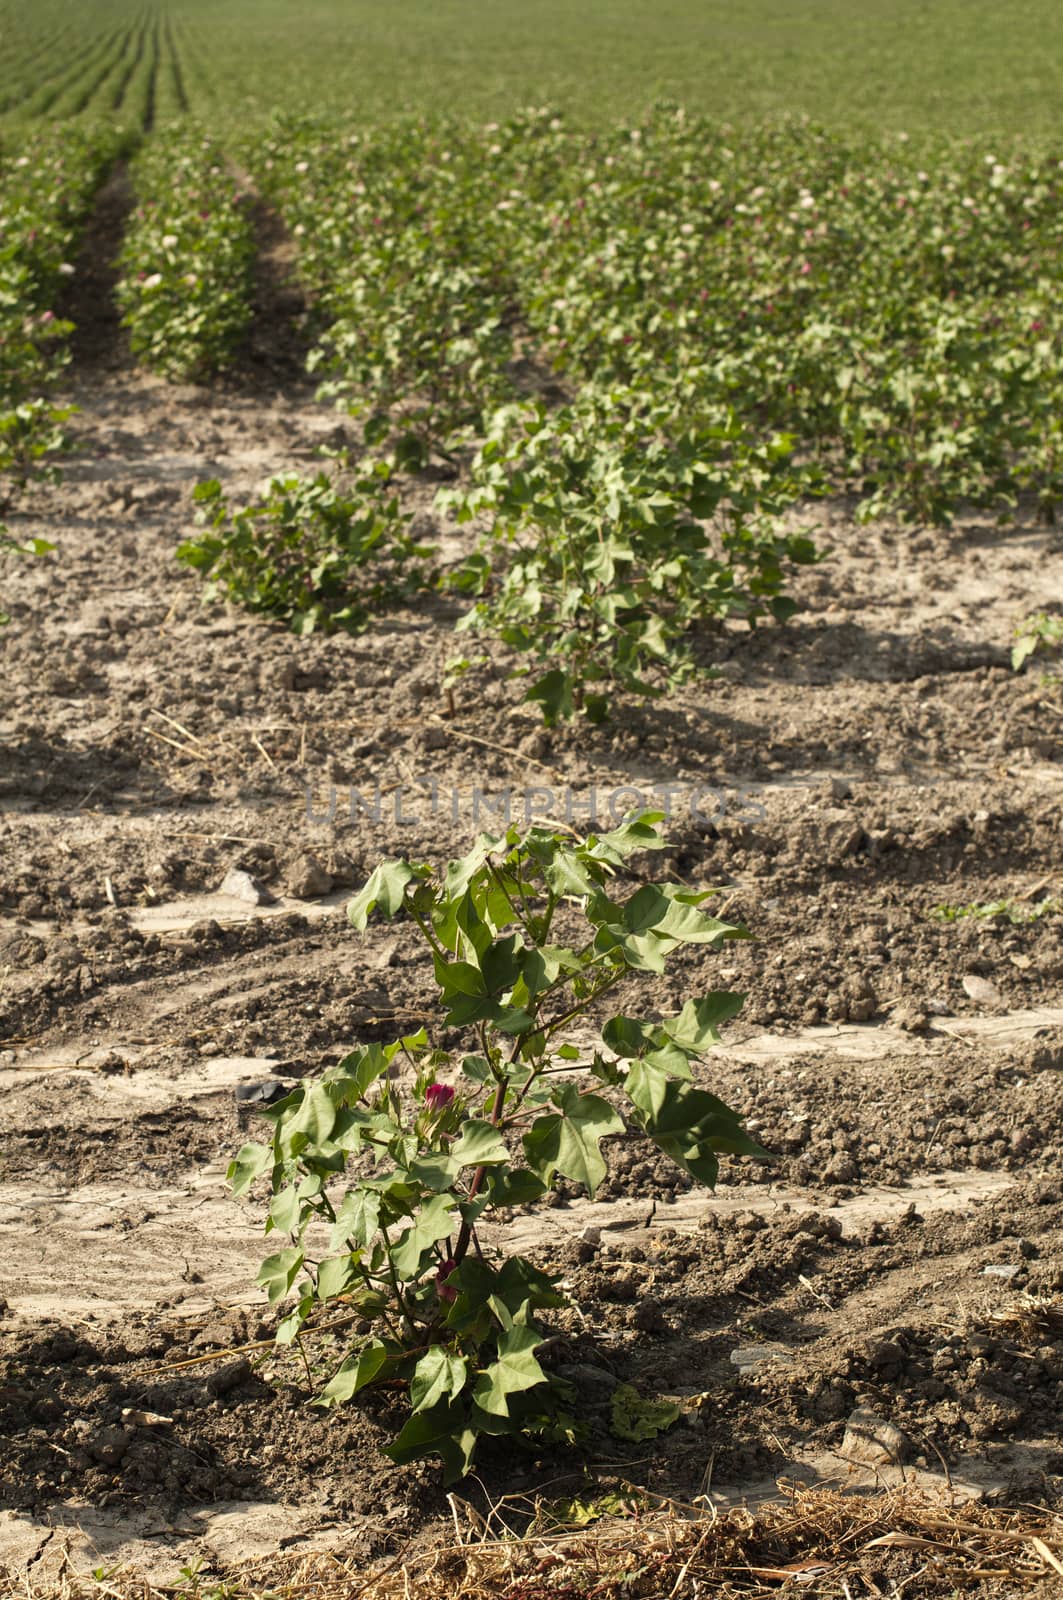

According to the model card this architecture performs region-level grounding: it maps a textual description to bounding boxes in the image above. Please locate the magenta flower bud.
[436,1259,457,1302]
[425,1082,455,1112]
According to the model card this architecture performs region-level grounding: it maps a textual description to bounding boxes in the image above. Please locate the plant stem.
[451,1074,508,1267]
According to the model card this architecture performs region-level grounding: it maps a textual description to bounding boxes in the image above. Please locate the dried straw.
[3,1486,1062,1600]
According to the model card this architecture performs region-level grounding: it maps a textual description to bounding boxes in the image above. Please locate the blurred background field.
[2,0,1062,134]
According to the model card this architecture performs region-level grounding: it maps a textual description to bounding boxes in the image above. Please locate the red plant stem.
[451,1075,507,1267]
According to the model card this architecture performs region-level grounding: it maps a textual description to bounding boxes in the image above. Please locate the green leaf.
[543,850,599,900]
[661,993,745,1050]
[601,1015,661,1059]
[317,1253,357,1299]
[450,1119,511,1168]
[314,1339,390,1408]
[384,1398,479,1482]
[280,1082,337,1153]
[460,1054,492,1085]
[610,1383,681,1441]
[471,1315,548,1417]
[268,1183,304,1233]
[525,668,575,725]
[228,1141,271,1196]
[522,1083,624,1199]
[486,1167,548,1207]
[410,1347,468,1413]
[434,955,487,998]
[329,1187,381,1251]
[538,1491,638,1529]
[334,1043,393,1101]
[409,1150,462,1190]
[629,1077,767,1187]
[257,1247,304,1305]
[347,860,419,929]
[591,814,666,862]
[390,1193,457,1278]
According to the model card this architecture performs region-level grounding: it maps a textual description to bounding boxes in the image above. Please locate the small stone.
[193,1321,241,1350]
[556,1362,619,1394]
[121,1407,173,1428]
[84,1425,132,1467]
[220,869,274,906]
[893,1002,930,1034]
[93,1050,127,1075]
[207,1357,252,1396]
[824,1152,858,1183]
[519,729,552,760]
[962,973,1002,1005]
[419,725,448,752]
[841,1408,910,1466]
[868,1339,905,1373]
[982,1263,1021,1280]
[829,777,852,801]
[284,852,333,900]
[729,1343,791,1371]
[368,939,399,970]
[632,1299,669,1335]
[235,1079,292,1107]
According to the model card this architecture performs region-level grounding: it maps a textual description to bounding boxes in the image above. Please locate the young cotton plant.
[1012,611,1063,674]
[443,390,819,724]
[116,129,255,381]
[0,528,53,625]
[230,813,764,1480]
[179,461,432,634]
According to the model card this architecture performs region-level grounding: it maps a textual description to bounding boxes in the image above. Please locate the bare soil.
[1,186,1062,1592]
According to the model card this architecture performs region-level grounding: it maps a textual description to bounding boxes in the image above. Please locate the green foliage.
[609,1383,681,1441]
[444,389,820,723]
[1012,612,1063,673]
[0,526,53,624]
[251,109,1062,526]
[116,127,254,379]
[5,0,1063,135]
[931,896,1060,926]
[178,464,433,635]
[0,123,127,491]
[534,1490,644,1530]
[251,117,519,453]
[231,813,764,1479]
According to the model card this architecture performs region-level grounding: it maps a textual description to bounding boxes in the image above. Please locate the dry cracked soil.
[1,183,1062,1592]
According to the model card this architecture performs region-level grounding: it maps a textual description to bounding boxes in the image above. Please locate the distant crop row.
[0,121,128,486]
[0,6,199,129]
[116,126,253,377]
[247,108,1062,527]
[0,109,1060,724]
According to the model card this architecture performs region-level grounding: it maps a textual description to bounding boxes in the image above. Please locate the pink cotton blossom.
[435,1258,457,1302]
[425,1082,455,1112]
